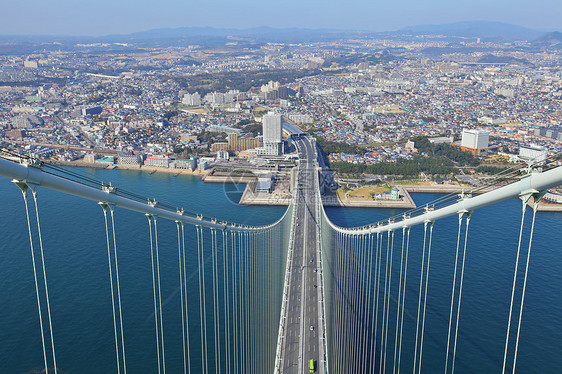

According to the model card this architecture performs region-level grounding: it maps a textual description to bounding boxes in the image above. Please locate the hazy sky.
[1,0,560,36]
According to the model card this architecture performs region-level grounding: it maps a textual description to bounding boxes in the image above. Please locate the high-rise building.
[263,112,282,142]
[262,112,283,156]
[461,129,489,150]
[182,92,201,106]
[457,128,495,156]
[210,133,260,152]
[519,145,547,162]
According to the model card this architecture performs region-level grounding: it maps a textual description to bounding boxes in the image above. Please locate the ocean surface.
[1,167,562,373]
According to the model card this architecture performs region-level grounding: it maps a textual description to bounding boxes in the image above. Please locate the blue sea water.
[1,167,561,373]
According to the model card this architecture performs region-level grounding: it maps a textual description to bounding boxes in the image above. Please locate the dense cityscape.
[1,28,562,195]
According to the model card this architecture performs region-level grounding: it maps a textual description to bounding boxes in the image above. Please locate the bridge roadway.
[278,135,326,373]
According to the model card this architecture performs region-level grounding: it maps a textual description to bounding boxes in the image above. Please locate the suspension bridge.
[1,133,562,373]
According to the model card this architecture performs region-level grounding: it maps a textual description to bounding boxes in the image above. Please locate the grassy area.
[337,185,391,200]
[481,155,510,164]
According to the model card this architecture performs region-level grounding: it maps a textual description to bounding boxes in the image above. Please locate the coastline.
[49,160,210,177]
[45,161,562,211]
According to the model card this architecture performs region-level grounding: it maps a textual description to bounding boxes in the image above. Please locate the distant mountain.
[398,21,544,41]
[477,54,531,65]
[0,26,363,53]
[118,26,338,38]
[533,31,562,48]
[102,26,354,45]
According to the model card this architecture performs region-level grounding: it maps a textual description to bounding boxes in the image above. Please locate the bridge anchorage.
[1,143,562,373]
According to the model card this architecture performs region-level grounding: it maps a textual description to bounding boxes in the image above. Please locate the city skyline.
[0,0,561,36]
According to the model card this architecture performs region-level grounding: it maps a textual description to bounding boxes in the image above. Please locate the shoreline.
[45,161,562,211]
[49,160,210,177]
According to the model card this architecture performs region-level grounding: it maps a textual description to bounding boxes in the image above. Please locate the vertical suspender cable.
[210,230,216,371]
[362,233,375,369]
[251,231,256,374]
[19,185,50,374]
[334,231,343,373]
[244,232,248,372]
[502,202,528,374]
[417,222,434,374]
[342,232,350,370]
[216,229,222,374]
[238,231,244,373]
[223,230,231,374]
[512,200,540,374]
[30,191,57,374]
[379,230,391,374]
[103,205,121,374]
[367,232,374,372]
[357,234,365,368]
[109,206,126,374]
[349,233,356,371]
[265,228,270,372]
[250,231,255,373]
[360,233,370,369]
[231,231,238,374]
[244,232,251,372]
[451,213,471,374]
[364,232,370,366]
[343,233,353,369]
[397,227,411,374]
[368,233,379,373]
[254,230,258,370]
[246,231,251,373]
[375,233,384,369]
[196,225,204,373]
[254,231,259,373]
[176,223,187,374]
[211,229,220,373]
[363,234,375,372]
[245,231,250,373]
[340,231,348,372]
[348,231,356,372]
[239,231,245,373]
[154,217,166,374]
[181,223,192,374]
[445,214,464,374]
[393,227,406,374]
[232,230,239,374]
[370,232,382,374]
[413,222,429,373]
[197,226,209,374]
[147,215,161,374]
[383,230,395,374]
[331,231,338,372]
[332,230,341,373]
[271,226,275,372]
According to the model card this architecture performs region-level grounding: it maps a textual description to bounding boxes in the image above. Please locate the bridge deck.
[278,136,326,373]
